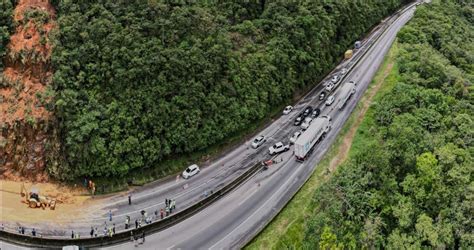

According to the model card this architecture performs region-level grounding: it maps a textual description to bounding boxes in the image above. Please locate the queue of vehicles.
[183,75,356,177]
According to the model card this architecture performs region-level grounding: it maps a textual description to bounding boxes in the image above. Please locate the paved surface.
[99,5,416,250]
[1,2,417,249]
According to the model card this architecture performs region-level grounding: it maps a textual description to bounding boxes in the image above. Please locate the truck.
[294,116,331,161]
[337,81,356,110]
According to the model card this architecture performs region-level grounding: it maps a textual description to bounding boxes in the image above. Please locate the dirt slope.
[0,0,58,181]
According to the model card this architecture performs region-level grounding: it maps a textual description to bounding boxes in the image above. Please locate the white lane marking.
[237,186,259,206]
[209,160,301,249]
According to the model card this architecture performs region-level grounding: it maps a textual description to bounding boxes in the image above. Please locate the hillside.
[46,0,410,181]
[299,0,473,248]
[2,1,416,182]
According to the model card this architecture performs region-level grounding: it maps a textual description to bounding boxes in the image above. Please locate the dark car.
[294,115,304,126]
[319,91,326,100]
[311,108,321,118]
[303,106,313,117]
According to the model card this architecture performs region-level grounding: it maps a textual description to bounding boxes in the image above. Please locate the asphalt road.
[0,2,417,249]
[98,5,416,250]
[1,2,395,238]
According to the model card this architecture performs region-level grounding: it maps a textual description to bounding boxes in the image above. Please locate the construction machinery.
[20,183,56,210]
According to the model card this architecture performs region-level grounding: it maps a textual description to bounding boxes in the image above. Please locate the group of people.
[17,226,37,236]
[88,222,116,238]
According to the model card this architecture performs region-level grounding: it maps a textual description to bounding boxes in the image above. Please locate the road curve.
[100,5,417,250]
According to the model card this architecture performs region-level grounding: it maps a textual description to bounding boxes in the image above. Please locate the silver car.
[251,136,266,149]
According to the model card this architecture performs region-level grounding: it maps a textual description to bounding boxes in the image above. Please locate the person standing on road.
[142,231,145,243]
[90,227,94,237]
[172,199,176,210]
[165,206,170,216]
[113,223,116,235]
[21,226,25,234]
[128,195,132,205]
[135,219,138,229]
[71,230,74,239]
[32,228,36,236]
[109,210,113,221]
[125,215,130,229]
[94,227,98,237]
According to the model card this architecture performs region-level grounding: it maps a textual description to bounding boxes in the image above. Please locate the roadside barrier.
[0,162,262,248]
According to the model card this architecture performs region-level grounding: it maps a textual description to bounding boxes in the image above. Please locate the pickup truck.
[268,142,290,155]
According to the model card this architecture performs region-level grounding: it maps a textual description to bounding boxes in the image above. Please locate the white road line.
[209,159,301,249]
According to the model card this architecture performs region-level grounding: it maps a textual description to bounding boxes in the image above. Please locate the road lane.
[101,5,416,250]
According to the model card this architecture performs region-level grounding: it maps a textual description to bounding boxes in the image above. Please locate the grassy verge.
[245,40,401,249]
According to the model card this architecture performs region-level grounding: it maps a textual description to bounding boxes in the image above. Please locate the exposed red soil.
[0,0,57,180]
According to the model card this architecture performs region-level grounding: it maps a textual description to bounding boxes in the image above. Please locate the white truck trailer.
[294,116,331,162]
[337,81,357,110]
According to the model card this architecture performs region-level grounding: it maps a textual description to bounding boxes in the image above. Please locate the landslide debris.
[0,0,59,181]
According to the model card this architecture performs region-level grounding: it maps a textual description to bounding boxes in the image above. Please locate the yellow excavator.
[20,183,56,210]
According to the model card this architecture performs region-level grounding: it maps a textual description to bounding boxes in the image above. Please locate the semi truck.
[294,116,332,161]
[337,81,357,110]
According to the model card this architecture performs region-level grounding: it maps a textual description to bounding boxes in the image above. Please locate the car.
[319,91,326,100]
[289,131,302,144]
[303,106,313,117]
[282,105,293,115]
[325,82,335,92]
[182,164,200,179]
[331,75,339,83]
[268,142,290,155]
[251,135,266,149]
[294,115,303,126]
[311,108,321,118]
[341,68,348,75]
[326,95,335,106]
[301,117,313,130]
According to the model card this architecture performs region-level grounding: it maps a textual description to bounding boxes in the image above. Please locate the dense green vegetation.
[49,0,410,180]
[0,0,13,70]
[304,1,473,248]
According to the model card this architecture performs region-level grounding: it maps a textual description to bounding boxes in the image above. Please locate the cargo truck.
[294,116,332,161]
[337,81,356,110]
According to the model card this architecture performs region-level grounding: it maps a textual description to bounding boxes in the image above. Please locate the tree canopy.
[0,0,13,70]
[303,0,473,248]
[48,0,411,180]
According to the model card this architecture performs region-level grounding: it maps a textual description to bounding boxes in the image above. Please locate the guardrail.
[0,162,263,248]
[240,1,419,247]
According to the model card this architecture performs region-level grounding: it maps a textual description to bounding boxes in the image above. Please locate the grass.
[245,40,401,250]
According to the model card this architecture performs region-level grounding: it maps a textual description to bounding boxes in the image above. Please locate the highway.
[99,4,416,250]
[0,2,417,249]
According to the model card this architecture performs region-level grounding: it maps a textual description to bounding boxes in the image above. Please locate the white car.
[325,82,335,92]
[289,131,302,144]
[268,142,290,155]
[341,68,348,75]
[331,75,339,83]
[282,105,293,115]
[182,164,200,179]
[326,95,335,106]
[251,136,266,149]
[301,117,313,130]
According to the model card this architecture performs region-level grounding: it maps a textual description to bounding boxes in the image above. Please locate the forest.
[0,0,13,70]
[46,0,411,180]
[304,0,473,248]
